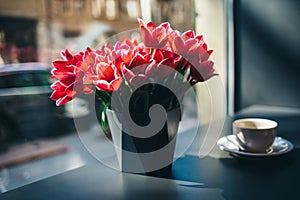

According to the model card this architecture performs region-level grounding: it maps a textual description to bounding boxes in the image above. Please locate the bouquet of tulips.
[50,19,216,126]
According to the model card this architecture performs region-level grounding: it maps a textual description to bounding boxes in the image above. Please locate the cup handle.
[266,147,274,154]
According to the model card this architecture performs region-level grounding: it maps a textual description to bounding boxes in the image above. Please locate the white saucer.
[217,135,294,157]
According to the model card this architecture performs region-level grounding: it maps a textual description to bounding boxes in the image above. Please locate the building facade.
[0,0,144,64]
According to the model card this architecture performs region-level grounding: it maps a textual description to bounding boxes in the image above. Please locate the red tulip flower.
[50,19,217,108]
[92,63,122,92]
[138,18,171,49]
[50,49,93,106]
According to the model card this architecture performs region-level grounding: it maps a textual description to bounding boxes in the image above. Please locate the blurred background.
[0,0,224,193]
[0,0,199,64]
[0,0,299,194]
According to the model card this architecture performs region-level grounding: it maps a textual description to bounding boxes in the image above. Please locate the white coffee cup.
[232,118,277,153]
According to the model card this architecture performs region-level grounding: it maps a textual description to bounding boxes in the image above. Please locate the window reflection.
[0,0,213,194]
[126,0,140,19]
[106,0,117,20]
[91,0,103,18]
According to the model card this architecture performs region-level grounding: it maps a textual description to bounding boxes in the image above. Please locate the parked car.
[0,62,90,150]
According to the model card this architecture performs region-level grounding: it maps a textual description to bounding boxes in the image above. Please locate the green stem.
[101,104,110,134]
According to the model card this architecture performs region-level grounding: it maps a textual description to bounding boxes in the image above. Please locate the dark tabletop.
[1,108,300,200]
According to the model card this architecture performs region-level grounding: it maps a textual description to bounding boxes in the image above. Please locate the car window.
[0,72,51,88]
[33,72,52,86]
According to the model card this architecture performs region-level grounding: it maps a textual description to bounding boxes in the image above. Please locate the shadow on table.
[168,147,299,199]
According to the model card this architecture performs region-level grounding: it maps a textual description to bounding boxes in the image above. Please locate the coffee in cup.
[232,118,277,153]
